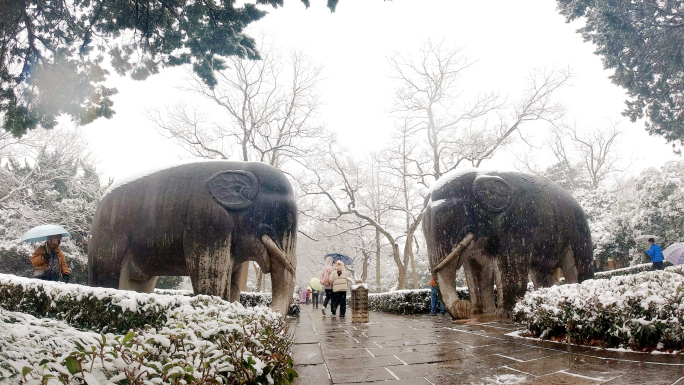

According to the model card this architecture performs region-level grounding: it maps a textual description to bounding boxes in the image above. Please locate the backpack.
[320,267,331,286]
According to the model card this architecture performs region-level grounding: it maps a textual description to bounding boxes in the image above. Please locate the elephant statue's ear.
[472,175,514,212]
[207,170,259,210]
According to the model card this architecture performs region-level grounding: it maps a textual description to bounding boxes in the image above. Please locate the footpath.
[288,304,684,385]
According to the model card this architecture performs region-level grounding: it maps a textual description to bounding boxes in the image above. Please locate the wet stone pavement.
[288,305,684,385]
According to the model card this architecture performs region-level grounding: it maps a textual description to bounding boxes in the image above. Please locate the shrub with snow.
[593,262,672,280]
[368,288,469,315]
[514,266,684,351]
[0,274,297,384]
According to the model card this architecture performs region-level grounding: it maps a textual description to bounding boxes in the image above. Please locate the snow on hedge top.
[0,273,281,318]
[515,265,684,319]
[102,159,228,198]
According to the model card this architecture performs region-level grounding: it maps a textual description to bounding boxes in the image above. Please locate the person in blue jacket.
[645,238,664,270]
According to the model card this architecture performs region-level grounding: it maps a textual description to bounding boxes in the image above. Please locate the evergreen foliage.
[1,0,335,137]
[571,160,684,267]
[515,266,684,351]
[0,132,105,266]
[0,274,296,384]
[556,0,684,145]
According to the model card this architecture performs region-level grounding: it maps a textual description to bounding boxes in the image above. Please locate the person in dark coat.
[311,288,319,308]
[430,275,446,316]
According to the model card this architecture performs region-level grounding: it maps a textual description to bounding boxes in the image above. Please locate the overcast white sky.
[85,0,680,183]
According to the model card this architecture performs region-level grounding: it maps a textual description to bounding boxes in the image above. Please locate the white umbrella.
[635,234,660,242]
[663,242,684,266]
[20,224,71,243]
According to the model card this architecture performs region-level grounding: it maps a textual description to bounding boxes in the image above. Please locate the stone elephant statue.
[88,161,297,315]
[422,169,593,318]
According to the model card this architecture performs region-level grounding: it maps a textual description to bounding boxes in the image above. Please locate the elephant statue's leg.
[229,262,250,303]
[463,247,496,314]
[119,252,158,293]
[184,231,234,300]
[495,253,529,318]
[560,246,579,284]
[89,235,129,289]
[529,266,555,288]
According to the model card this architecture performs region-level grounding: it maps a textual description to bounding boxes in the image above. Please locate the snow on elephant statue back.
[422,169,593,318]
[88,161,297,315]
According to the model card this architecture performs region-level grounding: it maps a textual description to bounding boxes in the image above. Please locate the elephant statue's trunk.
[434,233,475,318]
[262,234,297,315]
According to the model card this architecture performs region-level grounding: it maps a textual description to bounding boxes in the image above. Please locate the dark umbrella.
[324,253,354,265]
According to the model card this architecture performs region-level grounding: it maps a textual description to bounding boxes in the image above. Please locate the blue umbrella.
[324,253,354,265]
[20,224,71,243]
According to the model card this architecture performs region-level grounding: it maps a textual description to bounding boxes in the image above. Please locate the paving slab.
[290,304,684,384]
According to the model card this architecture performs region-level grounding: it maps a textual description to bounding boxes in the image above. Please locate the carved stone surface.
[423,170,593,319]
[351,285,369,323]
[451,299,472,319]
[88,161,297,315]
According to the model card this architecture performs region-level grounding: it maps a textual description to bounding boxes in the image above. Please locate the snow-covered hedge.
[594,262,672,280]
[514,266,684,351]
[368,288,469,315]
[0,274,297,384]
[241,292,300,317]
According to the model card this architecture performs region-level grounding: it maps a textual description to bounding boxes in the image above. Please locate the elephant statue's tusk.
[435,233,475,272]
[261,234,296,275]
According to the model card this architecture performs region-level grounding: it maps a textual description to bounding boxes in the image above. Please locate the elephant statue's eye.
[207,171,259,210]
[473,176,513,212]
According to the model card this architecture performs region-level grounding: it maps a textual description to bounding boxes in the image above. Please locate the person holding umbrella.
[310,278,322,309]
[22,224,72,282]
[645,238,665,270]
[320,256,335,315]
[30,234,71,282]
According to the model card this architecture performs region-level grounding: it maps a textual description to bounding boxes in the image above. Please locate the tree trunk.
[361,250,369,282]
[375,228,381,292]
[393,243,407,290]
[409,247,418,289]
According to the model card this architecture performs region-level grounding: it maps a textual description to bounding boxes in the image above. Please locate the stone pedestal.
[351,283,369,323]
[451,300,472,319]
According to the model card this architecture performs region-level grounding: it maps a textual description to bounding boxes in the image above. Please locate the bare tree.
[517,120,633,191]
[378,119,427,289]
[148,37,324,168]
[298,137,423,290]
[388,39,569,182]
[549,121,633,190]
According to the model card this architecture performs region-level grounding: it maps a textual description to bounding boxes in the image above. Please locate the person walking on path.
[321,256,335,315]
[330,260,350,318]
[430,275,446,316]
[311,288,319,308]
[645,238,665,270]
[306,287,311,305]
[30,235,71,282]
